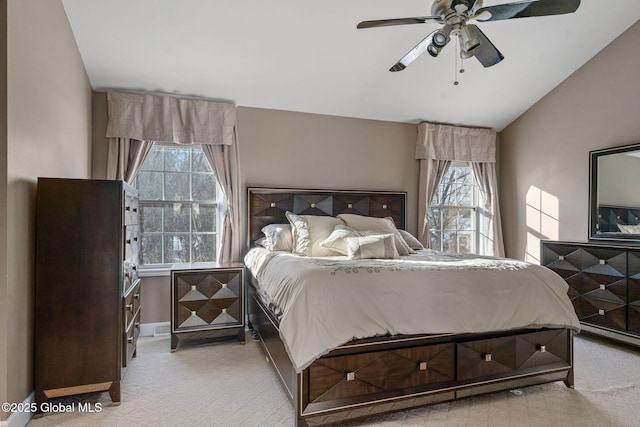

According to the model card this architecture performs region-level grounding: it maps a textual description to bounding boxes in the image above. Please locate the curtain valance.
[106,92,236,145]
[415,122,496,162]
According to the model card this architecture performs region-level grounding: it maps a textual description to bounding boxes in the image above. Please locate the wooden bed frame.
[246,187,574,426]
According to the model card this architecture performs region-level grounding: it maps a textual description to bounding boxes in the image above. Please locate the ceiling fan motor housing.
[433,0,476,17]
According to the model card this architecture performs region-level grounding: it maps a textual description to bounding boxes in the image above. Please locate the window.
[136,144,220,266]
[427,163,483,254]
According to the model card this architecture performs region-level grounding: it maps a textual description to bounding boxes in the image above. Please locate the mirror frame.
[589,142,640,242]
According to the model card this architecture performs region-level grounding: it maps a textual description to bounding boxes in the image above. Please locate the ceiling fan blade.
[357,16,441,29]
[469,25,504,67]
[475,0,580,22]
[389,30,438,72]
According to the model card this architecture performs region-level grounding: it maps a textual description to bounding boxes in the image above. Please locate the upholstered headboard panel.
[247,187,406,246]
[598,204,640,232]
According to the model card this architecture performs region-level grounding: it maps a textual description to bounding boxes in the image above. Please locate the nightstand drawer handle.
[599,309,605,315]
[537,344,546,353]
[125,304,133,310]
[346,372,355,381]
[483,353,492,362]
[418,361,427,371]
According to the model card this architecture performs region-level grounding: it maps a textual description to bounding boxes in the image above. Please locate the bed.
[245,187,580,426]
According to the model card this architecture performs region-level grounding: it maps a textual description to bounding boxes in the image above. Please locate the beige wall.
[237,106,420,234]
[1,0,9,418]
[2,0,92,419]
[500,21,640,262]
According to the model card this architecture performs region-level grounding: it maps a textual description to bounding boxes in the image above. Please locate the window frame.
[135,143,222,270]
[427,161,483,254]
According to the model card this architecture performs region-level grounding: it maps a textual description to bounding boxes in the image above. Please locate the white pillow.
[618,224,640,234]
[337,214,413,256]
[399,229,424,250]
[260,223,293,251]
[320,224,360,255]
[346,234,399,260]
[285,212,344,256]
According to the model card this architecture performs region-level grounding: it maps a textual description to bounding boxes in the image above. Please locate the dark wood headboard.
[598,204,640,232]
[247,187,406,246]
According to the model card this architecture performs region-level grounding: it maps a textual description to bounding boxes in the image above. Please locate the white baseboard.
[2,392,34,427]
[140,321,170,337]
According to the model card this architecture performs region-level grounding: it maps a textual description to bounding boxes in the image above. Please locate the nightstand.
[170,262,245,351]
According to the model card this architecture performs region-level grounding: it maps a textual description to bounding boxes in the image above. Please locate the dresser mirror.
[589,142,640,241]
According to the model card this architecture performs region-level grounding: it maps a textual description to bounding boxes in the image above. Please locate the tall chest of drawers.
[35,178,141,408]
[541,240,640,345]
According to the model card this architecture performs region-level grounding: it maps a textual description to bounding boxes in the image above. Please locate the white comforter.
[245,247,581,372]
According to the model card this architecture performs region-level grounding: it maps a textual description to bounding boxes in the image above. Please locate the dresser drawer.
[457,329,570,382]
[124,279,141,331]
[124,192,138,226]
[123,311,140,368]
[627,252,640,334]
[307,343,455,404]
[124,225,139,262]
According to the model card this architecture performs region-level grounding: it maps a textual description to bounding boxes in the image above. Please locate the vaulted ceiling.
[62,0,640,131]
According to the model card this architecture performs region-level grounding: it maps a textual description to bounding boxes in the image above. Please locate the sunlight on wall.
[525,186,559,263]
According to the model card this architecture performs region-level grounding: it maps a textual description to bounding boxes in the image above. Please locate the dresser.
[171,262,245,351]
[541,240,640,345]
[35,178,141,409]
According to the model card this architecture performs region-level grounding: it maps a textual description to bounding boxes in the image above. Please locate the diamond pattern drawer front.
[307,343,455,404]
[542,241,640,343]
[627,251,640,333]
[542,243,627,329]
[457,329,570,382]
[174,270,242,329]
[171,264,245,351]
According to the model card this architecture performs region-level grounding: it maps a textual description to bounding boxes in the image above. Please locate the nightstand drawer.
[171,263,245,351]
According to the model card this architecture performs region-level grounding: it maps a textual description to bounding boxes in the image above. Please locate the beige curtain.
[471,162,505,257]
[416,122,504,256]
[417,159,451,246]
[201,134,242,262]
[106,91,242,262]
[106,137,154,183]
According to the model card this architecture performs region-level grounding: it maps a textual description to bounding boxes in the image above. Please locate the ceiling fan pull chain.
[454,36,460,86]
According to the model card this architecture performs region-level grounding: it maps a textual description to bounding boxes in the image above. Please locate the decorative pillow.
[399,229,425,250]
[285,212,344,256]
[260,224,293,251]
[320,224,360,255]
[618,224,640,234]
[346,234,399,260]
[337,214,413,256]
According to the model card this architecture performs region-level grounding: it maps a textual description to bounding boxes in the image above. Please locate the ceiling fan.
[357,0,581,72]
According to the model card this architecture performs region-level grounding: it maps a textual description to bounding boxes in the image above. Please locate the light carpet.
[27,333,640,427]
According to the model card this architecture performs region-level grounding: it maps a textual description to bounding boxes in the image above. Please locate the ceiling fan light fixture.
[460,49,475,59]
[427,44,441,57]
[432,23,453,48]
[460,25,481,52]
